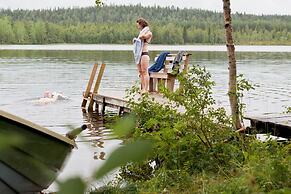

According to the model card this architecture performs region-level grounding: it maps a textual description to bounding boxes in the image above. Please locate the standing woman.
[135,18,152,93]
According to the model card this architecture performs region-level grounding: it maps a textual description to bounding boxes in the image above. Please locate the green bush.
[120,65,291,193]
[123,66,244,191]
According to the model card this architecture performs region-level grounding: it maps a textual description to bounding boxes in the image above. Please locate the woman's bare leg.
[140,55,150,92]
[137,64,143,90]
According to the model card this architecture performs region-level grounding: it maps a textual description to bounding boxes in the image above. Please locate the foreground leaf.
[95,139,153,179]
[58,177,86,194]
[111,114,136,138]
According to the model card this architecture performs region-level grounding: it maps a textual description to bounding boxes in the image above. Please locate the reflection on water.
[0,48,290,192]
[46,111,121,192]
[82,111,108,161]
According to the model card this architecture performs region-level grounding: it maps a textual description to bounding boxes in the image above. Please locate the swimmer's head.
[43,91,52,98]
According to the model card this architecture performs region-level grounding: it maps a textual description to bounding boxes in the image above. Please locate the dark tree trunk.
[222,0,242,129]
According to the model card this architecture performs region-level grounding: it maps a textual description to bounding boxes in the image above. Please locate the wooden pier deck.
[245,114,291,138]
[89,90,167,115]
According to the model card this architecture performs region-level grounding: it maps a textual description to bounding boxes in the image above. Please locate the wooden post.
[179,54,190,92]
[153,78,157,92]
[88,63,106,112]
[95,103,99,114]
[167,75,175,92]
[101,97,106,115]
[81,63,98,111]
[149,78,154,92]
[163,61,169,73]
[118,107,124,115]
[183,54,190,73]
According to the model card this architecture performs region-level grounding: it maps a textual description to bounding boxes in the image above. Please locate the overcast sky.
[0,0,291,15]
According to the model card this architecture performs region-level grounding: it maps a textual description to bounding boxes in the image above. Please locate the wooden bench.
[149,53,191,92]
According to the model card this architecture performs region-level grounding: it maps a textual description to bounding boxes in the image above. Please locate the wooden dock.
[92,92,130,115]
[90,90,168,115]
[81,63,291,139]
[245,114,291,138]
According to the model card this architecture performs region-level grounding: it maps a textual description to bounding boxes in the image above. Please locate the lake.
[0,44,291,192]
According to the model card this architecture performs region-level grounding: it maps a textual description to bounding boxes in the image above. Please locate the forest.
[0,5,291,45]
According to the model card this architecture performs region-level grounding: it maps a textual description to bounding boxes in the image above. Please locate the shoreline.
[1,44,291,52]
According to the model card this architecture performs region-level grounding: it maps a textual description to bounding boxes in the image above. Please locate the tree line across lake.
[0,5,291,45]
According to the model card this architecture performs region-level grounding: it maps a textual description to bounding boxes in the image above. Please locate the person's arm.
[139,31,152,40]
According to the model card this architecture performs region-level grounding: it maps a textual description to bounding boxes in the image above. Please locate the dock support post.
[101,97,106,115]
[95,103,99,113]
[118,107,124,115]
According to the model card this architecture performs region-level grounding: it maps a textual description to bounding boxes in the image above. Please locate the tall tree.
[34,21,47,43]
[222,0,242,129]
[14,21,27,43]
[0,17,15,43]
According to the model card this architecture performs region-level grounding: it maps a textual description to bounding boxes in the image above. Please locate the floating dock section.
[246,114,291,138]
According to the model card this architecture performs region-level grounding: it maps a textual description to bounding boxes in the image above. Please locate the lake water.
[0,44,291,192]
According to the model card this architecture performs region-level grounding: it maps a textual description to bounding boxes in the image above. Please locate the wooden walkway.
[90,91,168,115]
[245,114,291,138]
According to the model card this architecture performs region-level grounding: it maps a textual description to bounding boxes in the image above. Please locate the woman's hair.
[136,18,149,28]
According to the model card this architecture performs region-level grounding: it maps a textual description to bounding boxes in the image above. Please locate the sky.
[0,0,291,15]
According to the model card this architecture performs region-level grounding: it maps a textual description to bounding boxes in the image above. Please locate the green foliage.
[94,139,153,180]
[0,5,291,44]
[110,114,136,138]
[90,183,137,194]
[0,17,15,43]
[95,0,104,7]
[285,107,291,114]
[120,65,291,193]
[123,65,245,191]
[237,74,255,119]
[58,177,86,194]
[206,141,291,193]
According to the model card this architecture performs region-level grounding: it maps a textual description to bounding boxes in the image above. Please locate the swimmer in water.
[43,91,53,98]
[34,91,68,104]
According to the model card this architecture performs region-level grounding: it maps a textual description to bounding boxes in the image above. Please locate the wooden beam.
[88,63,106,112]
[149,77,154,92]
[149,72,168,79]
[183,55,190,73]
[166,75,175,92]
[81,63,98,109]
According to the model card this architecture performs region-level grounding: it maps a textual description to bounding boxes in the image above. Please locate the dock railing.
[81,63,106,113]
